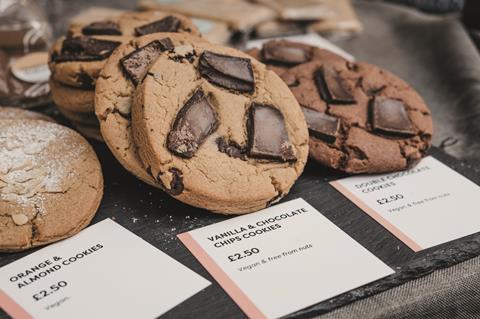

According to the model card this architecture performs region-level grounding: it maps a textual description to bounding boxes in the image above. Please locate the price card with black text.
[331,156,480,251]
[0,219,210,319]
[178,198,393,319]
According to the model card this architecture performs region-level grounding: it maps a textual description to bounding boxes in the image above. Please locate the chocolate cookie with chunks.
[131,40,308,214]
[246,39,346,77]
[96,33,209,186]
[49,11,200,90]
[281,59,433,173]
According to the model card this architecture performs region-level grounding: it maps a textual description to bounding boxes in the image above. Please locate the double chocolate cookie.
[132,40,309,214]
[0,120,103,251]
[281,59,433,173]
[246,39,345,77]
[96,33,209,186]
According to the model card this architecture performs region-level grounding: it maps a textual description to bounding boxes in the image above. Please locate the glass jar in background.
[0,0,53,108]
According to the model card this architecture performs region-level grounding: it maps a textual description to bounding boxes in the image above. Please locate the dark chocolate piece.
[262,41,310,65]
[76,71,95,89]
[120,38,173,85]
[314,66,355,104]
[54,36,121,62]
[301,107,340,143]
[371,97,416,137]
[216,137,247,160]
[168,168,184,196]
[167,88,218,158]
[247,103,296,162]
[199,51,255,93]
[82,21,122,35]
[135,16,181,36]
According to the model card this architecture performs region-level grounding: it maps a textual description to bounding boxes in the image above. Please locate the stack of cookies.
[0,107,103,251]
[95,32,309,214]
[48,11,200,141]
[47,9,433,215]
[247,40,434,174]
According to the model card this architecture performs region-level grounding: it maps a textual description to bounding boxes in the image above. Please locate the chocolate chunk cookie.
[96,33,208,186]
[131,40,309,214]
[50,79,95,113]
[50,11,199,89]
[281,59,433,173]
[246,39,345,77]
[0,120,103,251]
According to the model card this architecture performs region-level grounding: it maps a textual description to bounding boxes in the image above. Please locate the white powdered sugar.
[0,121,86,215]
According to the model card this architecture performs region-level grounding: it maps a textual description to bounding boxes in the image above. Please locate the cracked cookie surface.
[0,120,103,251]
[131,40,309,214]
[281,59,433,173]
[96,33,208,186]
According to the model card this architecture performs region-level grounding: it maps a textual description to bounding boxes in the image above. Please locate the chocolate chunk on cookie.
[281,59,433,173]
[168,88,219,158]
[131,39,308,214]
[301,106,339,143]
[199,51,255,93]
[247,103,296,162]
[314,66,355,104]
[216,137,247,160]
[371,97,415,137]
[54,36,121,62]
[246,39,346,77]
[262,40,311,65]
[82,21,122,35]
[135,16,182,36]
[120,38,173,85]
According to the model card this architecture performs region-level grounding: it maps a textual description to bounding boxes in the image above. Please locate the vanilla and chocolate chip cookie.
[246,39,345,77]
[0,120,103,251]
[281,59,433,173]
[132,40,309,214]
[96,33,208,186]
[49,11,199,89]
[49,79,95,113]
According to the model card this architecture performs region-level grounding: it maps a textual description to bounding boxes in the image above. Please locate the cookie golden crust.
[281,60,433,173]
[131,40,309,214]
[0,107,54,123]
[0,120,103,252]
[50,79,95,113]
[49,11,200,89]
[96,33,208,187]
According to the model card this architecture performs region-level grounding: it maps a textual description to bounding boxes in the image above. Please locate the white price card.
[0,219,210,319]
[331,156,480,251]
[178,198,393,319]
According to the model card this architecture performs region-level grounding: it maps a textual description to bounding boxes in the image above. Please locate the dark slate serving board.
[1,144,480,319]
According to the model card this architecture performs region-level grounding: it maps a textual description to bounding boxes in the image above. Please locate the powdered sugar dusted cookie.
[0,120,103,251]
[0,106,54,122]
